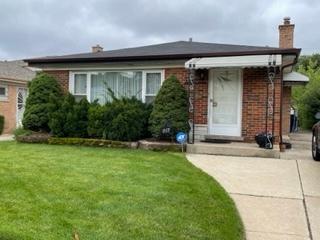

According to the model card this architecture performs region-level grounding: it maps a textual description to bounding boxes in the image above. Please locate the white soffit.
[283,71,309,82]
[185,55,282,69]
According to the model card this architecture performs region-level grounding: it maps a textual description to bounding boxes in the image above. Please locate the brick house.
[25,18,308,148]
[0,61,36,134]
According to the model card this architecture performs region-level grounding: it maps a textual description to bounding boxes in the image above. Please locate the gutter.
[0,77,30,85]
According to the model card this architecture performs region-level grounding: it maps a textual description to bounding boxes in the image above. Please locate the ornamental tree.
[23,73,63,132]
[149,75,189,139]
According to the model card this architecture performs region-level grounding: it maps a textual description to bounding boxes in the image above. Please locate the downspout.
[265,75,269,134]
[272,68,276,139]
[279,55,298,149]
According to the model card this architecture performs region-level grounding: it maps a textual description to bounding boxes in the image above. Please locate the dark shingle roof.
[25,41,301,64]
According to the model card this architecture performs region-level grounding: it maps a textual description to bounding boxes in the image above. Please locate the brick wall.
[44,70,69,93]
[242,68,281,142]
[47,67,282,142]
[0,85,23,134]
[282,86,291,135]
[166,67,282,142]
[165,68,208,125]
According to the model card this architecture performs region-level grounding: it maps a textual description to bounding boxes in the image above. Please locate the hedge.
[15,132,50,144]
[87,97,151,141]
[15,134,183,152]
[138,139,183,152]
[0,115,4,135]
[48,137,138,149]
[49,94,89,138]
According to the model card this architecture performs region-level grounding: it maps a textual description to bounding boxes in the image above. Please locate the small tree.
[294,58,320,129]
[149,75,189,139]
[23,73,63,132]
[299,83,320,129]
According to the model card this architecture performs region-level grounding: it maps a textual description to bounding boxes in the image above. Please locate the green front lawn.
[0,142,244,240]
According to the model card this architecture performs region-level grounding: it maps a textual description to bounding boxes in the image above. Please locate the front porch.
[184,54,308,149]
[185,55,282,145]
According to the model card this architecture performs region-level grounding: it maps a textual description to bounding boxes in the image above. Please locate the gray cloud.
[0,0,318,60]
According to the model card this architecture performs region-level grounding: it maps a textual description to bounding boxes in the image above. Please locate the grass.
[0,142,244,240]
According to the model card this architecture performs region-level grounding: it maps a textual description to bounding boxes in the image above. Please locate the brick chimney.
[92,44,103,53]
[279,17,295,48]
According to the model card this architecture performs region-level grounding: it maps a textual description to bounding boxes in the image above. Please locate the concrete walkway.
[0,134,14,141]
[187,135,320,240]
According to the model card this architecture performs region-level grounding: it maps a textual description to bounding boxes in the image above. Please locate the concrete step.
[280,149,313,160]
[289,133,312,142]
[187,142,280,159]
[290,140,311,150]
[204,135,244,142]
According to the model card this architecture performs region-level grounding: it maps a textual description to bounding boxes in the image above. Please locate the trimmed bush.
[23,73,63,132]
[49,94,89,137]
[105,98,151,141]
[48,94,74,137]
[13,127,32,138]
[149,75,189,139]
[48,137,137,149]
[0,115,4,135]
[88,97,151,141]
[71,97,90,137]
[87,102,107,138]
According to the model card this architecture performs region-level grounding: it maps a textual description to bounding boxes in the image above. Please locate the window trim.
[69,70,164,103]
[142,70,164,102]
[74,73,88,95]
[0,85,8,101]
[69,72,90,100]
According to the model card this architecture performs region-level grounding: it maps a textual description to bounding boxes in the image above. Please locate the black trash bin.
[255,133,274,149]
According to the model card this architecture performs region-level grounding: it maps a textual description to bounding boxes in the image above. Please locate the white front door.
[16,87,28,127]
[208,69,242,136]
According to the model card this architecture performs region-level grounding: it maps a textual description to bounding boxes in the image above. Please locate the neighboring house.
[25,17,308,147]
[0,60,36,134]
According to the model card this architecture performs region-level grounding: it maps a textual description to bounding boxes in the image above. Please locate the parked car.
[312,113,320,161]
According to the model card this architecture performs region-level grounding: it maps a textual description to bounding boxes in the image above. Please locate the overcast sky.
[0,0,317,60]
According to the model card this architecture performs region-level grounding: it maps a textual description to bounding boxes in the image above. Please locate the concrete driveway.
[187,149,320,239]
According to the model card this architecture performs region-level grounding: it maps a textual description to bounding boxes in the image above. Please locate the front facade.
[0,61,35,134]
[25,18,308,147]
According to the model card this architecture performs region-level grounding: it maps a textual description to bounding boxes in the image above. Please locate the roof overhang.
[185,55,282,69]
[0,77,29,85]
[25,48,300,65]
[283,71,309,86]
